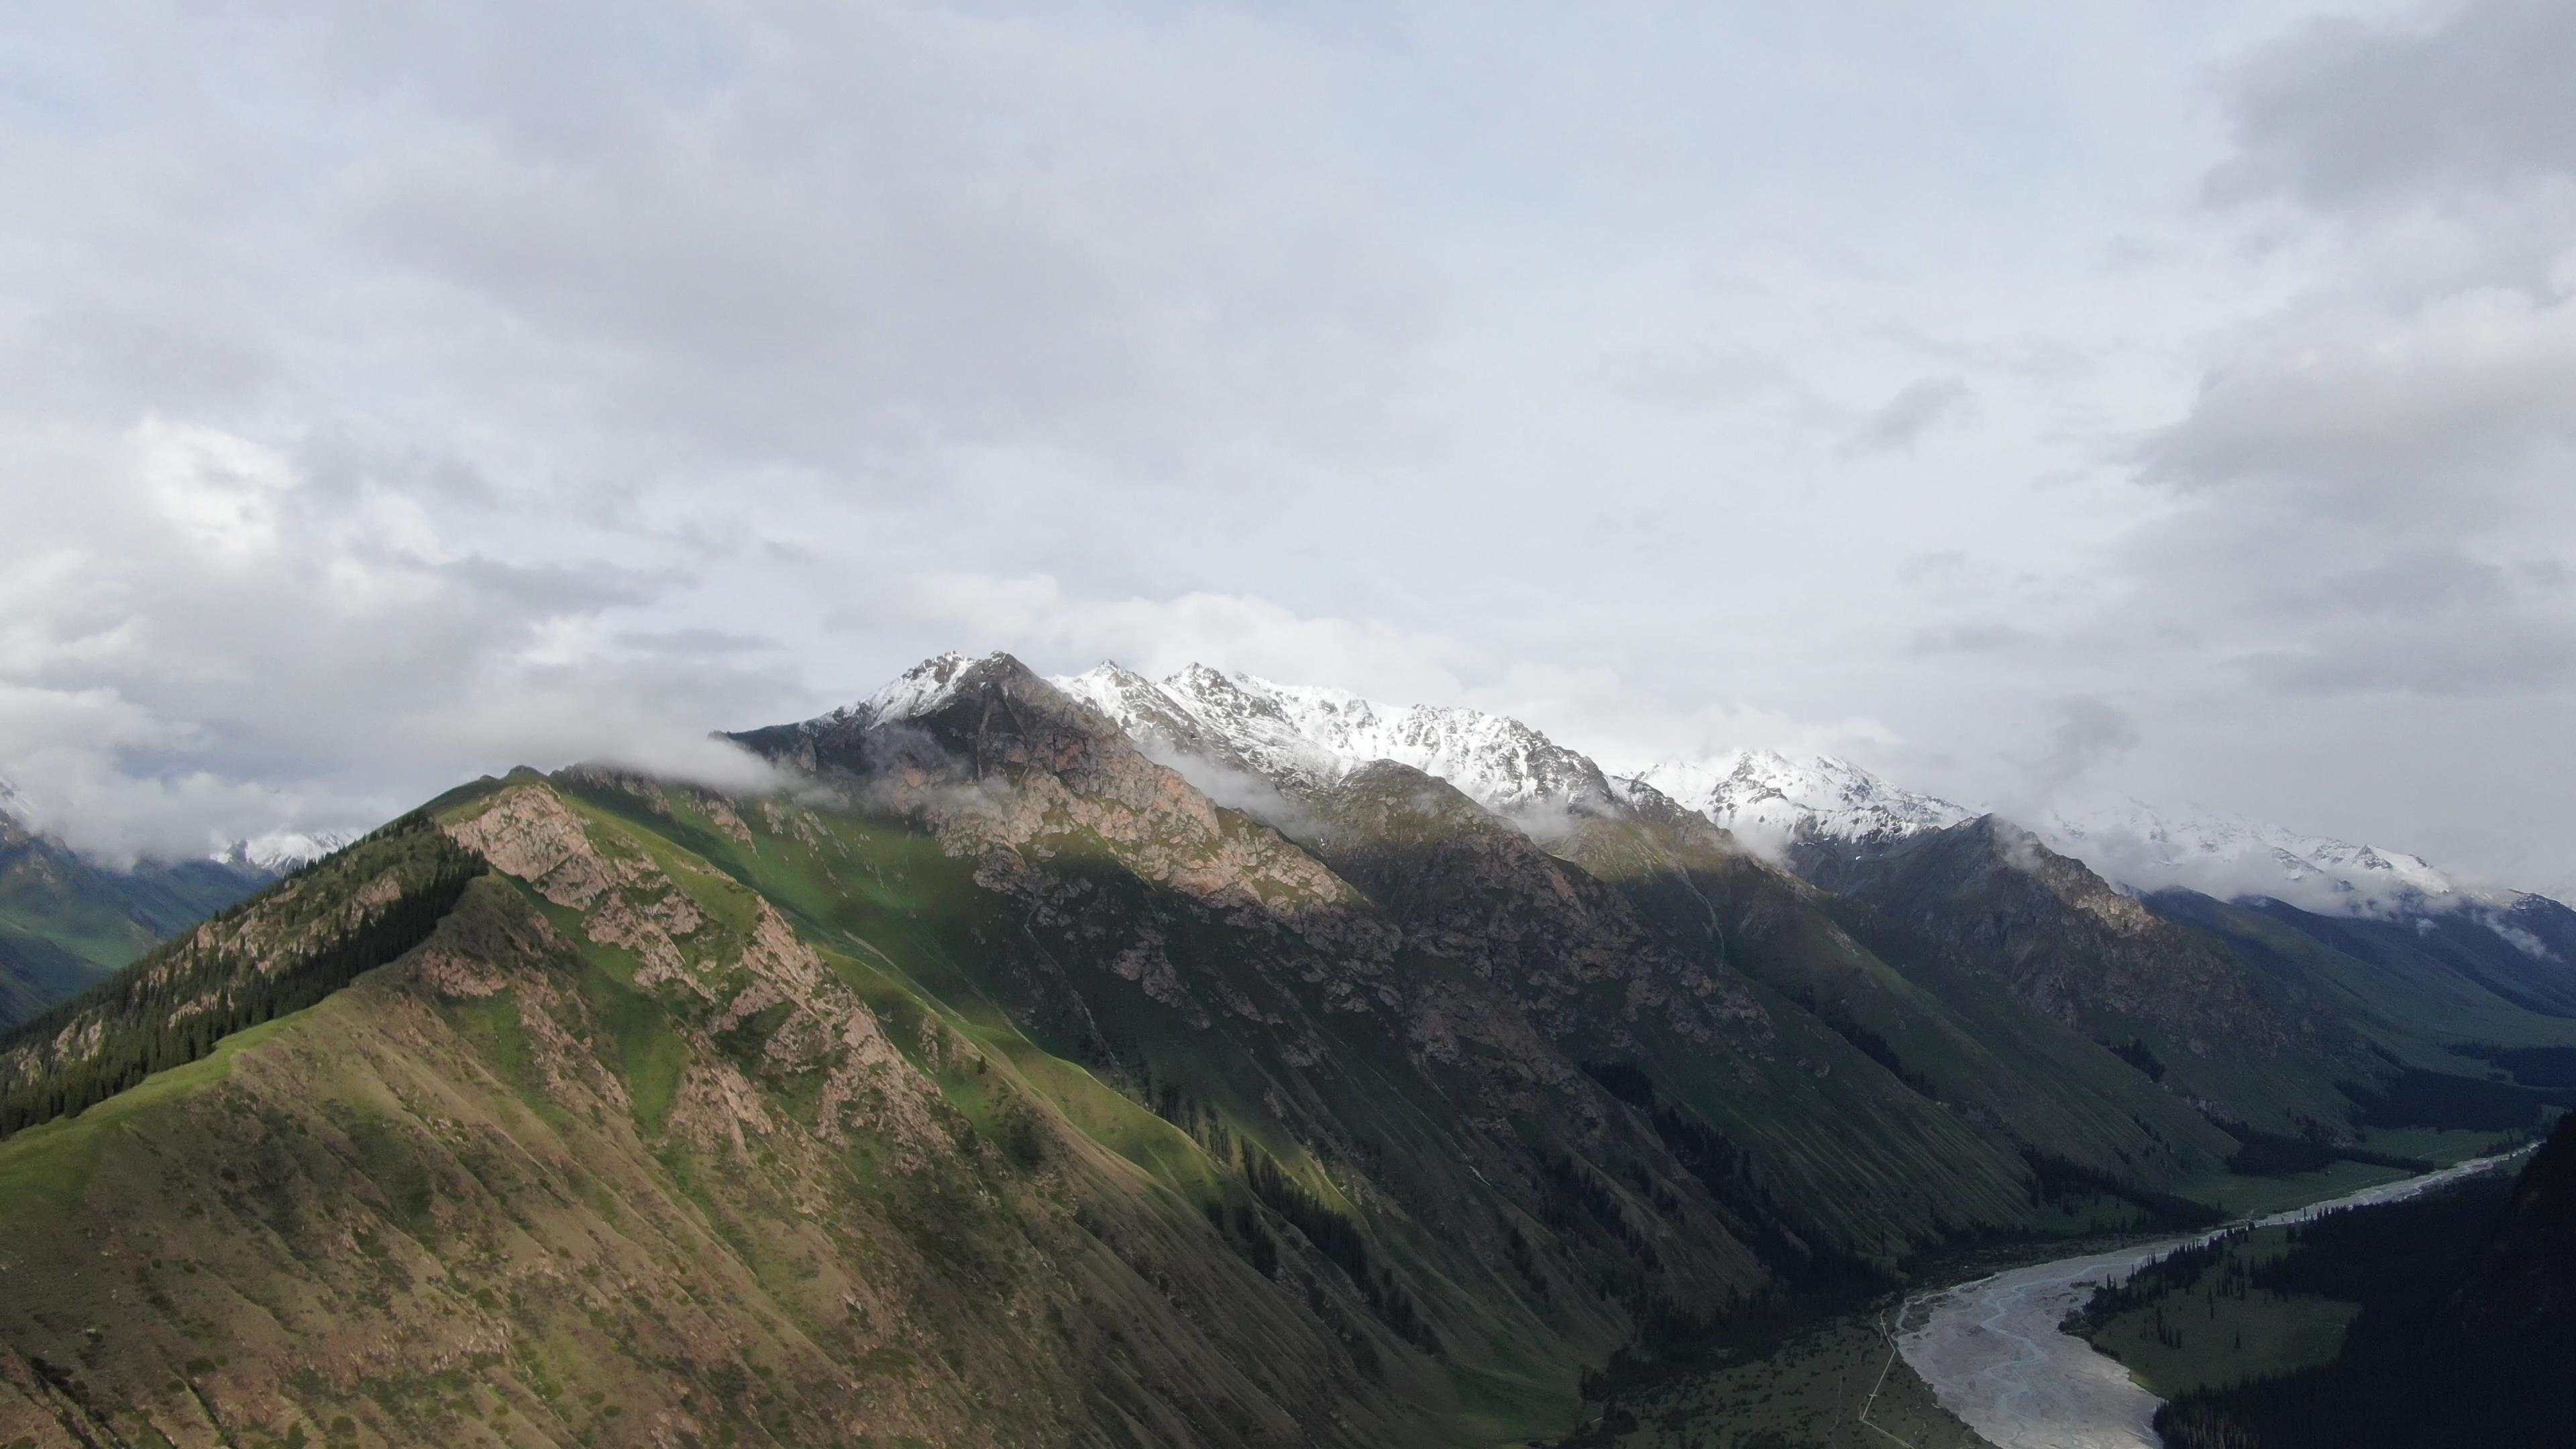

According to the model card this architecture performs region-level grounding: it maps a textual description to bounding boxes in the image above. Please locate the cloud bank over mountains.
[1,1,2569,899]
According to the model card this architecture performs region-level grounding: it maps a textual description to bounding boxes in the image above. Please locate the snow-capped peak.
[827,651,1007,728]
[2037,798,2463,914]
[220,829,353,873]
[1052,661,1621,818]
[1621,750,1975,855]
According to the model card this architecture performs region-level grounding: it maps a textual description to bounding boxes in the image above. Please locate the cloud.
[2043,696,2137,782]
[0,0,1440,859]
[301,3,1424,480]
[0,416,804,859]
[1905,621,2037,656]
[1847,376,1973,454]
[613,628,777,658]
[1992,696,2139,824]
[1131,740,1322,845]
[2149,6,2576,712]
[582,732,789,798]
[2041,825,2400,917]
[2142,284,2576,502]
[2,1,2574,902]
[2210,0,2576,211]
[833,572,1471,709]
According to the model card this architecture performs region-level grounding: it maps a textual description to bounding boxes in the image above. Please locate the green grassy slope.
[0,796,1523,1448]
[2151,890,2576,1065]
[1794,818,2387,1134]
[0,815,480,1135]
[1580,814,2240,1186]
[0,732,2108,1442]
[2070,1225,2363,1398]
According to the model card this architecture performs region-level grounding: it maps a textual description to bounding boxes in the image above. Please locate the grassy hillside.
[1799,817,2576,1165]
[2,788,1521,1447]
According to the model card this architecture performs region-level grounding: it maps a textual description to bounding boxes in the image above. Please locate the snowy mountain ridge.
[221,830,352,873]
[1622,751,1976,857]
[824,649,991,729]
[2038,797,2466,913]
[1623,749,2482,911]
[812,651,2535,917]
[1053,661,1625,820]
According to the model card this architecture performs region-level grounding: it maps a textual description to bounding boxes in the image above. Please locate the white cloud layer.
[0,0,2571,900]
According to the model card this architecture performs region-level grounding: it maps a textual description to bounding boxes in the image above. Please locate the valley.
[0,795,280,1032]
[1892,1148,2528,1449]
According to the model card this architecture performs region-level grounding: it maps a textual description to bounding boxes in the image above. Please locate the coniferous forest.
[2155,1113,2576,1449]
[0,812,483,1138]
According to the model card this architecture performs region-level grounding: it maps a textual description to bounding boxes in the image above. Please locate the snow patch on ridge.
[2038,798,2465,916]
[1623,751,1973,860]
[1053,661,1621,824]
[223,830,352,873]
[828,651,1000,728]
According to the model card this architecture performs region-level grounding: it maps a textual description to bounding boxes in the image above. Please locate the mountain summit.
[1053,660,1627,822]
[1624,751,1975,859]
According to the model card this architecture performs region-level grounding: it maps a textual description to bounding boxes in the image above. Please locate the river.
[1890,1151,2528,1449]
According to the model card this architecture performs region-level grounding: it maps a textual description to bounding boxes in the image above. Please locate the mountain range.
[0,785,290,1030]
[1057,659,2556,923]
[0,650,2571,1447]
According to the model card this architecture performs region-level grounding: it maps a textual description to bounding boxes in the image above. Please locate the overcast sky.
[3,1,2571,894]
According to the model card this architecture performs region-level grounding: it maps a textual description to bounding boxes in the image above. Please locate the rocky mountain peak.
[222,830,351,873]
[1056,661,1624,824]
[1625,750,1974,857]
[823,649,1035,728]
[781,653,2556,926]
[737,650,1127,792]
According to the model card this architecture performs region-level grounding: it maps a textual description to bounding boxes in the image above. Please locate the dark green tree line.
[0,813,484,1138]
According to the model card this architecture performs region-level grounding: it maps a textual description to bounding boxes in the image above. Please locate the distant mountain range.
[4,660,2544,1032]
[2,649,2571,1446]
[0,782,341,1028]
[1055,657,2560,926]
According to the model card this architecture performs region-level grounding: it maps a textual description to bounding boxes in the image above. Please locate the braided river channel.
[1890,1151,2527,1449]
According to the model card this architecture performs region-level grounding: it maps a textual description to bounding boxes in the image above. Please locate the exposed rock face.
[0,781,1478,1449]
[0,882,1368,1448]
[742,653,1357,908]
